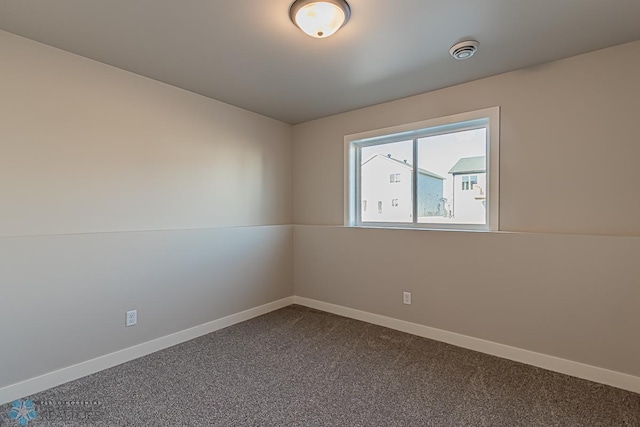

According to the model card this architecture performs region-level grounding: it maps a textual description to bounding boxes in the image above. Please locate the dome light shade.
[290,0,351,39]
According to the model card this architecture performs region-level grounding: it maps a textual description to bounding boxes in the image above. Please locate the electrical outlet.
[126,310,137,327]
[403,292,412,305]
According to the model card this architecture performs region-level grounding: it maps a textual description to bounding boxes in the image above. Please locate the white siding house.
[448,156,486,224]
[361,154,444,222]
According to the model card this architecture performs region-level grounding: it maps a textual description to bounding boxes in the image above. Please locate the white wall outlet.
[126,310,137,327]
[403,292,412,305]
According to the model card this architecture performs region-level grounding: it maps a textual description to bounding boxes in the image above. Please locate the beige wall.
[1,31,291,236]
[293,41,640,236]
[0,31,293,389]
[292,41,640,377]
[1,226,292,388]
[294,226,640,377]
[2,26,639,393]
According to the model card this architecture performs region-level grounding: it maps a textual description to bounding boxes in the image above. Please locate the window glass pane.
[417,128,486,225]
[361,140,413,223]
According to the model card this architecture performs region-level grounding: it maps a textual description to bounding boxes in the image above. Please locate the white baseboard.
[0,297,294,405]
[3,295,638,405]
[293,296,640,395]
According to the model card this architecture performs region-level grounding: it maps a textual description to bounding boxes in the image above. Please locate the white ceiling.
[1,0,640,124]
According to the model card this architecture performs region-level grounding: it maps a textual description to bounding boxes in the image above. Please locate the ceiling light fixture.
[449,40,480,60]
[289,0,351,39]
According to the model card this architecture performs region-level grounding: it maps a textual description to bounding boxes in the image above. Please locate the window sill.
[349,224,493,233]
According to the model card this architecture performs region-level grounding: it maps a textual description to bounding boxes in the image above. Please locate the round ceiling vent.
[449,40,479,60]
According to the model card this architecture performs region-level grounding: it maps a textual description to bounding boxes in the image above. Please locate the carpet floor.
[1,305,639,426]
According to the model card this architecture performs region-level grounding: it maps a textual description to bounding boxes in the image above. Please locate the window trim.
[344,107,500,231]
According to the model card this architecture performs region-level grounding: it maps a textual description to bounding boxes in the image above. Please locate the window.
[345,107,499,230]
[461,175,477,191]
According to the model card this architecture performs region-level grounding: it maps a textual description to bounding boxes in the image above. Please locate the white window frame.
[344,107,500,231]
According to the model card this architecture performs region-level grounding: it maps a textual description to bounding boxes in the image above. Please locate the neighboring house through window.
[449,157,486,222]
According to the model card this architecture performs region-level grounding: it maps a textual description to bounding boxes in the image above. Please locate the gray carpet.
[1,305,639,426]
